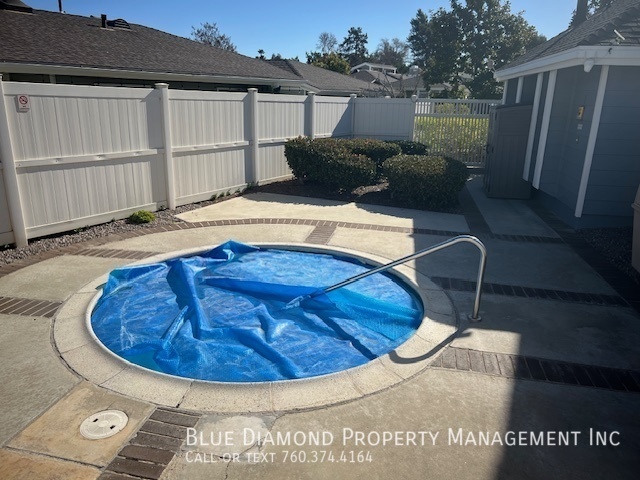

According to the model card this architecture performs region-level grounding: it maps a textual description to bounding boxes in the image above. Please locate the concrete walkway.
[0,177,638,480]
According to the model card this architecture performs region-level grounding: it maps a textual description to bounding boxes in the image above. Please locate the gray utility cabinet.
[483,104,533,199]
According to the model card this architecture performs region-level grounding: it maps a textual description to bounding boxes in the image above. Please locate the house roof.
[267,59,384,95]
[350,62,397,72]
[498,0,640,75]
[0,8,301,84]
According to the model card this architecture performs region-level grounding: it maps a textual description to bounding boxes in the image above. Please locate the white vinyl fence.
[414,98,498,166]
[0,80,415,246]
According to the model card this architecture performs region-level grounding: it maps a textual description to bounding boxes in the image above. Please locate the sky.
[25,0,579,61]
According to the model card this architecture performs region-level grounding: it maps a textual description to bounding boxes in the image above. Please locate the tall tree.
[191,22,236,52]
[570,0,616,26]
[317,32,338,54]
[370,38,410,73]
[339,27,369,67]
[306,51,350,75]
[408,1,546,98]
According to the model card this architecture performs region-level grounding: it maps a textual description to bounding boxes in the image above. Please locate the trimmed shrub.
[346,139,401,169]
[384,140,429,156]
[383,155,468,209]
[128,210,156,224]
[284,137,376,191]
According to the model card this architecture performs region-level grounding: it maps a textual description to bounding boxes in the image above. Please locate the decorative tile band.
[0,296,61,318]
[430,276,628,307]
[101,408,201,480]
[434,347,640,393]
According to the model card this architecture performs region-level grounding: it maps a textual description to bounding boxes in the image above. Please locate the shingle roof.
[0,8,300,81]
[499,0,640,71]
[267,59,384,94]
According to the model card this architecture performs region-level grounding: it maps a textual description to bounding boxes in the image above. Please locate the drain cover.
[80,410,128,440]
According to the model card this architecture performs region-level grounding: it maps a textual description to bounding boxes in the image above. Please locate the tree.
[570,0,616,26]
[408,1,546,98]
[370,38,410,73]
[339,27,369,67]
[191,22,236,52]
[306,51,350,75]
[317,32,338,54]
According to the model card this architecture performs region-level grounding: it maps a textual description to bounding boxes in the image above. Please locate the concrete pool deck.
[1,177,639,479]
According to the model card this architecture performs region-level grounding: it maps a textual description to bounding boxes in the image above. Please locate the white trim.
[515,76,524,103]
[501,80,508,104]
[575,65,609,218]
[157,83,176,210]
[495,45,640,81]
[523,73,544,181]
[533,70,557,189]
[15,149,161,168]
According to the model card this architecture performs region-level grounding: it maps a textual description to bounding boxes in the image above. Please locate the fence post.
[307,92,316,139]
[156,83,176,210]
[0,75,28,247]
[248,88,259,183]
[350,94,357,138]
[408,95,418,141]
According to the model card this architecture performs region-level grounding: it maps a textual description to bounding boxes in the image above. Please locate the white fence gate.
[0,80,415,246]
[413,98,498,166]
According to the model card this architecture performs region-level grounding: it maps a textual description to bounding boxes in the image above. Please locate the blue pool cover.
[91,241,423,382]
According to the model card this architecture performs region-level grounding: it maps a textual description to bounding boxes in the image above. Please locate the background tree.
[317,32,338,54]
[339,27,369,67]
[191,22,236,52]
[306,51,350,74]
[370,38,410,73]
[408,1,546,98]
[570,0,616,26]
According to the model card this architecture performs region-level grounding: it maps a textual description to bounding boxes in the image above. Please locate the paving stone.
[150,409,200,428]
[107,457,165,480]
[454,348,470,370]
[467,349,485,373]
[495,354,515,378]
[440,348,457,369]
[482,352,501,375]
[526,358,547,381]
[140,420,188,439]
[119,445,175,465]
[129,432,184,453]
[513,356,531,379]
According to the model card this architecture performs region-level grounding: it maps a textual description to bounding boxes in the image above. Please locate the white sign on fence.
[17,94,30,112]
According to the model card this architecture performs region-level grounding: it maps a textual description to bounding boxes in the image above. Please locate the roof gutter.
[0,62,309,89]
[494,45,640,81]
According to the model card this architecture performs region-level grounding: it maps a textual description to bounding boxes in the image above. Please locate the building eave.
[0,62,309,89]
[494,45,640,81]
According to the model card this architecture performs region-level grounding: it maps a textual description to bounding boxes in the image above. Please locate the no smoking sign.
[17,94,30,112]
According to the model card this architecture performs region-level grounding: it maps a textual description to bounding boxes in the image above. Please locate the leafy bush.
[284,137,376,191]
[384,140,429,156]
[128,210,156,224]
[346,139,401,169]
[383,155,468,209]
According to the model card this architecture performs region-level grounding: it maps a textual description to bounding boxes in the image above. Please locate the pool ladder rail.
[321,235,487,322]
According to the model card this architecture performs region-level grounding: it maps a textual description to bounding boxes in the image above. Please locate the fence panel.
[353,98,415,140]
[315,97,352,138]
[170,90,246,147]
[414,99,498,166]
[3,82,485,244]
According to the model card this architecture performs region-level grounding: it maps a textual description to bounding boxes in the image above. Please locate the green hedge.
[284,137,376,191]
[383,154,468,209]
[346,139,401,169]
[384,140,429,156]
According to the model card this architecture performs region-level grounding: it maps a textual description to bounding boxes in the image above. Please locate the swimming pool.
[90,241,423,382]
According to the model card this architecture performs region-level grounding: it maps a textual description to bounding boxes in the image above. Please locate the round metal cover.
[80,410,128,440]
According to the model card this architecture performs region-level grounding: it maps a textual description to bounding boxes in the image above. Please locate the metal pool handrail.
[322,235,488,322]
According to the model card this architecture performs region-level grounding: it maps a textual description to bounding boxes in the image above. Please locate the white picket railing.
[414,98,498,166]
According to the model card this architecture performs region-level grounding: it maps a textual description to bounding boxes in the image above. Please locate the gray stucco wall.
[584,66,640,219]
[539,66,601,213]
